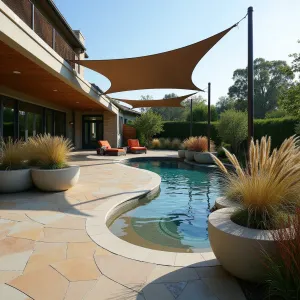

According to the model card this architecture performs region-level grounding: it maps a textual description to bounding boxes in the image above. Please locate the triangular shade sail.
[72,25,235,94]
[114,93,196,109]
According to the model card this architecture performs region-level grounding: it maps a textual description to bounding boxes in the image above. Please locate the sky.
[54,0,300,104]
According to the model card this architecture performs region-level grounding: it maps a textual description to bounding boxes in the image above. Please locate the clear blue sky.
[54,0,299,104]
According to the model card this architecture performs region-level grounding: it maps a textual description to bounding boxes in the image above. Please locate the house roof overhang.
[0,41,111,111]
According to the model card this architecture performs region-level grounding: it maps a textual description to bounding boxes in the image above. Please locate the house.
[0,0,126,149]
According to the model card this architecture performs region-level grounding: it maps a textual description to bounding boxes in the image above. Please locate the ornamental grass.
[0,138,27,170]
[183,136,214,152]
[265,208,300,300]
[150,138,160,149]
[171,138,181,150]
[28,134,73,169]
[211,136,300,228]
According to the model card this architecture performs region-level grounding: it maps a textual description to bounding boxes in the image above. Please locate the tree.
[140,95,152,113]
[228,58,294,118]
[150,93,186,121]
[279,41,300,119]
[217,110,247,154]
[215,96,235,115]
[132,111,164,146]
[185,102,218,122]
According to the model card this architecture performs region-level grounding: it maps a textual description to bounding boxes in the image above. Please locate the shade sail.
[72,25,236,94]
[114,93,196,108]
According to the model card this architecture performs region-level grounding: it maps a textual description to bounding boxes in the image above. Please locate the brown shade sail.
[72,25,236,94]
[114,93,196,109]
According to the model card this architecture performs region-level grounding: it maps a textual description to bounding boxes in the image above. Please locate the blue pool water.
[109,160,223,253]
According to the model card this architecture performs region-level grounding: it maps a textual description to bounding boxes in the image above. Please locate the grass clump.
[171,138,181,150]
[150,138,160,149]
[211,136,300,229]
[183,136,214,152]
[28,134,73,169]
[0,138,27,170]
[264,209,300,299]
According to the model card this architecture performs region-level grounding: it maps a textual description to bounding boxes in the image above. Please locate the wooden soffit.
[114,93,196,109]
[72,25,236,94]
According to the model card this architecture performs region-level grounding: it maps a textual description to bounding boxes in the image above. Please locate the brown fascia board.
[41,0,86,51]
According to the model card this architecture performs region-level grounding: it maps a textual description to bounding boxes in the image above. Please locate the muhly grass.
[0,138,27,170]
[150,138,160,149]
[27,134,73,169]
[211,136,300,229]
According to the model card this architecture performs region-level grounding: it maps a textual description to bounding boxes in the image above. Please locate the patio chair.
[97,140,126,156]
[127,139,147,154]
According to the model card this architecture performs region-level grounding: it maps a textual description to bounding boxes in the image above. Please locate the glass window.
[19,102,43,140]
[54,111,65,136]
[45,109,53,135]
[3,97,15,139]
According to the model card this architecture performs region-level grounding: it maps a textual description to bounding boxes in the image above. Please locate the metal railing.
[3,0,78,70]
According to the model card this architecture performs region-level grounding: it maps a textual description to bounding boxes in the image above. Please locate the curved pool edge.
[86,157,220,268]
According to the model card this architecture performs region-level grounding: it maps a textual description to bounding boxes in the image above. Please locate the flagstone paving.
[0,151,246,299]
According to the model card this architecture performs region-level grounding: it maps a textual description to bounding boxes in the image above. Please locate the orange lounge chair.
[97,140,126,156]
[128,139,147,154]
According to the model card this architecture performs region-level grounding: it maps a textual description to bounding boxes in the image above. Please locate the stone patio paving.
[0,150,246,300]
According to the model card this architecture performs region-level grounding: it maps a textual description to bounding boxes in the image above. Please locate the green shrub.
[171,138,181,150]
[132,111,164,146]
[254,117,298,148]
[156,117,298,149]
[217,110,247,154]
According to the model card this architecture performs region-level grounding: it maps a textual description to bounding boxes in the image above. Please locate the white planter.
[178,150,186,159]
[0,169,32,193]
[215,196,242,209]
[194,152,217,164]
[185,150,195,161]
[31,166,80,192]
[208,208,280,282]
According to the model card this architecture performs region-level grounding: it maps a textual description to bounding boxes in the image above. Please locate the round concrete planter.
[215,196,242,209]
[0,169,32,193]
[31,166,80,192]
[208,208,281,282]
[194,152,217,164]
[185,150,196,161]
[178,150,186,159]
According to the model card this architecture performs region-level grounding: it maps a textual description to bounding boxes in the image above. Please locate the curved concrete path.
[0,150,246,300]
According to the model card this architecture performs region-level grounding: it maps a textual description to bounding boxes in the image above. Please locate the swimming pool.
[109,159,223,253]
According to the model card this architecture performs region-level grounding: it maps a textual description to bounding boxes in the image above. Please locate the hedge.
[156,118,298,148]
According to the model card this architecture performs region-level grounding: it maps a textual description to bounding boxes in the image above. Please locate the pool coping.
[86,156,220,267]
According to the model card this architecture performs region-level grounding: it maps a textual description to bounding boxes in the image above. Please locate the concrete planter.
[178,150,186,159]
[0,169,32,193]
[185,150,196,161]
[194,152,217,164]
[31,166,80,192]
[208,208,281,282]
[215,196,242,209]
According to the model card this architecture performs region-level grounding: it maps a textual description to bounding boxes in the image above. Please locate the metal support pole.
[248,6,254,148]
[190,98,193,137]
[208,82,211,152]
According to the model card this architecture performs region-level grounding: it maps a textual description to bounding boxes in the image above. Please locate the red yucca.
[265,208,300,299]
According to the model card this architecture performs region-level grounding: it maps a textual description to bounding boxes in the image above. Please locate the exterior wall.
[103,111,118,148]
[73,30,85,78]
